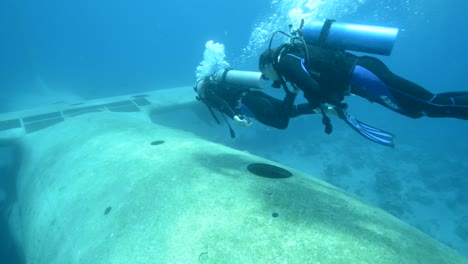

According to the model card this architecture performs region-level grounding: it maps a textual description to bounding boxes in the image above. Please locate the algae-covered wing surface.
[0,88,466,263]
[7,112,465,264]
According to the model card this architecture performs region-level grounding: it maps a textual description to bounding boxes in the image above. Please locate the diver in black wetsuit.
[257,41,468,146]
[260,42,468,121]
[194,74,311,131]
[255,18,468,145]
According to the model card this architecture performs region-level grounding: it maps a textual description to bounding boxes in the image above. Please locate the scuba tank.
[213,69,270,89]
[194,69,268,100]
[300,19,399,56]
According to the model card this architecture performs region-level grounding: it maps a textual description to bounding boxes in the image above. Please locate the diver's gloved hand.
[233,115,252,127]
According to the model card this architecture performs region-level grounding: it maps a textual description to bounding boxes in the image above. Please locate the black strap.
[203,96,236,138]
[195,89,222,126]
[204,102,236,138]
[206,105,221,124]
[220,112,235,138]
[220,69,230,82]
[318,19,335,47]
[320,104,333,134]
[197,83,239,138]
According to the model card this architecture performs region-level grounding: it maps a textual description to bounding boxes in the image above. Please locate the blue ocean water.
[1,0,468,263]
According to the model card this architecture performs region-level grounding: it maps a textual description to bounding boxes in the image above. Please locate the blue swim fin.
[335,107,395,147]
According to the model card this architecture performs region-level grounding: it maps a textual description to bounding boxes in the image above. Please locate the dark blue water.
[0,0,269,110]
[1,0,467,263]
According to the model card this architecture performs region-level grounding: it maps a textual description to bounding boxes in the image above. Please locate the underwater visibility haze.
[1,0,468,263]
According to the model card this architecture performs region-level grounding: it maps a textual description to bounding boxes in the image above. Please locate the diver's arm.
[290,103,337,118]
[277,53,321,108]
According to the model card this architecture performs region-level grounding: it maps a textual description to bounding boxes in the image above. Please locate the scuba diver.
[194,69,305,132]
[194,68,394,145]
[258,19,468,146]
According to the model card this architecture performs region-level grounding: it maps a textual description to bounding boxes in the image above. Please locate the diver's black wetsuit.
[197,80,313,129]
[271,43,468,120]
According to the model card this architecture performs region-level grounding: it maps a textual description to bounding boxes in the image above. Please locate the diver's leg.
[241,90,295,129]
[290,103,318,117]
[352,56,468,119]
[424,92,468,119]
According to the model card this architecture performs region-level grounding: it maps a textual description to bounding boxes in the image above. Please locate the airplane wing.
[0,86,198,141]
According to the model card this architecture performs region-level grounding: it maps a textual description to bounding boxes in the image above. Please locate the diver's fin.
[335,107,395,147]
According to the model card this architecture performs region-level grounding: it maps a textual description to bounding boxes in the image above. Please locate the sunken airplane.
[0,87,467,263]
